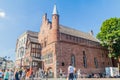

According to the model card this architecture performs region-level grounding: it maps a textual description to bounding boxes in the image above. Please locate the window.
[76,37,78,42]
[38,45,40,48]
[71,54,75,67]
[36,53,38,57]
[70,36,71,40]
[73,37,75,41]
[94,57,98,68]
[83,51,87,68]
[79,38,81,42]
[66,35,69,39]
[33,53,35,57]
[32,44,35,48]
[62,62,65,66]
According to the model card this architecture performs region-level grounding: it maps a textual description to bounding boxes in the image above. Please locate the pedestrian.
[0,69,3,80]
[19,69,22,78]
[25,67,32,79]
[25,69,30,79]
[67,63,74,80]
[59,68,62,78]
[21,69,26,80]
[74,68,77,80]
[77,69,81,78]
[15,69,20,80]
[44,70,48,80]
[4,69,9,80]
[9,69,14,80]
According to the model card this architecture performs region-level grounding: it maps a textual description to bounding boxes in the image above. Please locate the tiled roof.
[59,25,99,42]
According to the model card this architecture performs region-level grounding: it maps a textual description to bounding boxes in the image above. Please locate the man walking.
[68,64,74,80]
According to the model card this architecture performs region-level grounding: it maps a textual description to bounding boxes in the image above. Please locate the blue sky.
[0,0,120,61]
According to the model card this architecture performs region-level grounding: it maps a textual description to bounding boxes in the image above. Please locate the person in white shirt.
[68,63,74,80]
[59,68,62,78]
[77,69,81,78]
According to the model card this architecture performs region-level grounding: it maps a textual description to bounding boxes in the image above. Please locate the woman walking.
[4,69,9,80]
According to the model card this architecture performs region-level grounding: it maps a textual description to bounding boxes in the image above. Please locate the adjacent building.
[15,31,41,69]
[0,57,14,70]
[38,5,112,77]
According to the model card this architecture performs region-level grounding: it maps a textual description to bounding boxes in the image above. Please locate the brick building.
[38,5,112,77]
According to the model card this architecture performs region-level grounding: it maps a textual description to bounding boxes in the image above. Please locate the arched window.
[83,51,87,68]
[94,57,98,68]
[44,38,47,47]
[71,54,75,67]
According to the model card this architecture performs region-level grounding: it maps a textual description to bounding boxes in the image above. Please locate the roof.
[20,30,39,43]
[52,5,58,14]
[59,25,99,42]
[29,36,39,43]
[18,30,38,39]
[27,30,38,37]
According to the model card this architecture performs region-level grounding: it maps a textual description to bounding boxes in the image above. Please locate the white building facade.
[15,30,38,68]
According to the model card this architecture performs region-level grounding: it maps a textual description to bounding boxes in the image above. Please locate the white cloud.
[0,11,6,18]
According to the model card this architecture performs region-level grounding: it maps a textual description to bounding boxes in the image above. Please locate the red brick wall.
[56,41,112,74]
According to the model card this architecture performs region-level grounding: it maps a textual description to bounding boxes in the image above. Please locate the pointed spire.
[52,4,58,15]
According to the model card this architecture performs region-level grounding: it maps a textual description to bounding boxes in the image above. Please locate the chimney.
[90,30,94,36]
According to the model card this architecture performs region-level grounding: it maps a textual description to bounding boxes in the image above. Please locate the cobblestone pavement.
[41,78,120,80]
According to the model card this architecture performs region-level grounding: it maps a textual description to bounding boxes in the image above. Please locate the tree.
[97,18,120,59]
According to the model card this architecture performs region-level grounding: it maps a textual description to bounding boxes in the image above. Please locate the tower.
[51,5,59,78]
[50,5,59,42]
[52,4,59,30]
[52,5,59,42]
[38,5,60,78]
